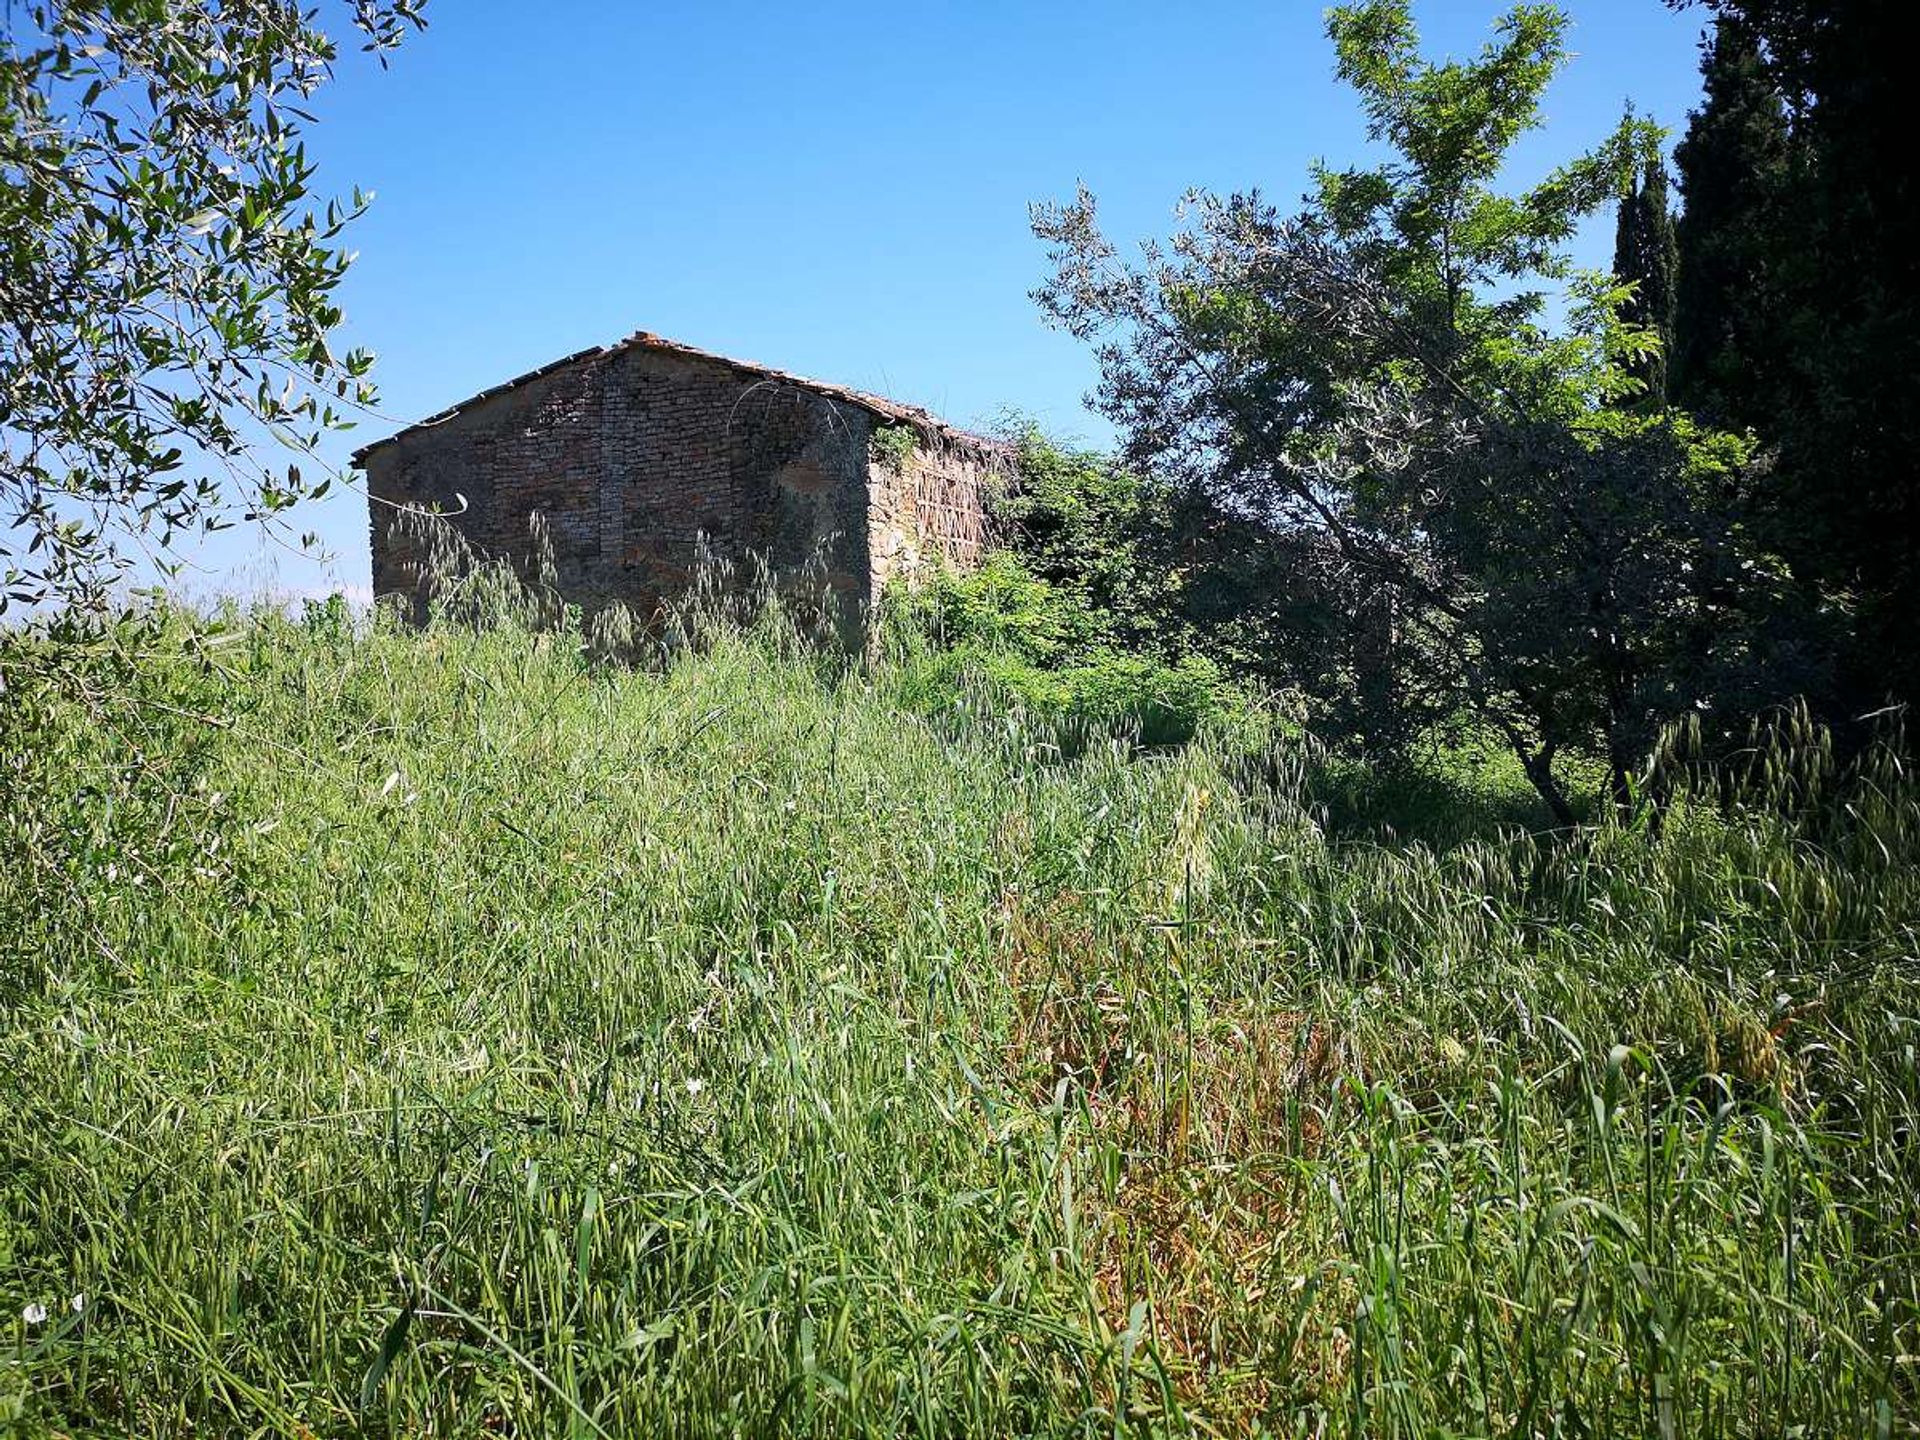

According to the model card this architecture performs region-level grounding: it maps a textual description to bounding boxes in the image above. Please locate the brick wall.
[364,345,999,631]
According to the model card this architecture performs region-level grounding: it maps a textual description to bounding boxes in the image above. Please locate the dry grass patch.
[999,890,1353,1425]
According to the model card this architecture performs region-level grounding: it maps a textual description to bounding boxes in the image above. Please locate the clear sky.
[185,0,1711,602]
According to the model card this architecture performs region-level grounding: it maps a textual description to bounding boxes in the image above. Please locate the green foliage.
[990,428,1185,656]
[881,431,1249,751]
[1,607,1915,1434]
[902,549,1081,661]
[1318,0,1649,310]
[1675,1,1920,714]
[867,423,919,472]
[0,0,425,613]
[1611,155,1679,404]
[1035,0,1812,824]
[1671,16,1795,430]
[887,552,1243,750]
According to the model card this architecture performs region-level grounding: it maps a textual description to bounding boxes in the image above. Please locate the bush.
[880,432,1250,750]
[885,551,1247,750]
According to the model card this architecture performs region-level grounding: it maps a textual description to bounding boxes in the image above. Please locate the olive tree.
[2,0,425,613]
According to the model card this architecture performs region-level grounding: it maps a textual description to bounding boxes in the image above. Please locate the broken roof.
[350,330,1007,465]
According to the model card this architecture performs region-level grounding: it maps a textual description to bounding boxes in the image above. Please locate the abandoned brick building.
[355,331,1004,629]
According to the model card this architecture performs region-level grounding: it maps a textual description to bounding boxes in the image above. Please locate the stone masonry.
[355,332,1004,633]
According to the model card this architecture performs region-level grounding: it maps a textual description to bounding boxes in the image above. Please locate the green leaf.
[358,1293,415,1413]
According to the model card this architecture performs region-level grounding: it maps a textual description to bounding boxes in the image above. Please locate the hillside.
[2,602,1915,1436]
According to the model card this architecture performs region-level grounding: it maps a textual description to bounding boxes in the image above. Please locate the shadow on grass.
[1306,756,1578,850]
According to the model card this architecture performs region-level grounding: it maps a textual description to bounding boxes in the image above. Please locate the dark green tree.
[2,0,426,614]
[1669,17,1793,429]
[1611,156,1680,404]
[1674,0,1918,713]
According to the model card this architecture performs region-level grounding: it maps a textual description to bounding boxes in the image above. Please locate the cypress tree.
[1676,1,1920,713]
[1612,158,1680,404]
[1670,17,1793,427]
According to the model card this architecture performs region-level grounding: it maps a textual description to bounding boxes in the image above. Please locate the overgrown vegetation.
[4,0,1916,1434]
[2,587,1915,1436]
[1670,0,1918,712]
[868,424,920,473]
[885,432,1246,751]
[1032,0,1844,827]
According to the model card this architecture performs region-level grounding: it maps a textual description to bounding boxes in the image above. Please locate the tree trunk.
[1521,741,1578,828]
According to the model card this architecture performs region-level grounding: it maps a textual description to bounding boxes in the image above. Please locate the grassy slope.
[1,607,1916,1436]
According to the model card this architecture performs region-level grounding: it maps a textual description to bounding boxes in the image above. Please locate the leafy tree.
[988,426,1183,658]
[1612,155,1679,404]
[953,427,1412,760]
[1034,0,1801,822]
[2,0,426,614]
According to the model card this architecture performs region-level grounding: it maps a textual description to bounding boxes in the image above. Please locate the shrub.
[885,551,1247,750]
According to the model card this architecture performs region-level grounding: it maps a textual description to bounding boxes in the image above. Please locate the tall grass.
[1,583,1914,1436]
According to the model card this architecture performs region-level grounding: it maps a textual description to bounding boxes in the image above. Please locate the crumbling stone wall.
[364,344,998,633]
[865,435,996,606]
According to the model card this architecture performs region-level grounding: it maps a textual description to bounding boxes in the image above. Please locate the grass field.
[2,597,1916,1436]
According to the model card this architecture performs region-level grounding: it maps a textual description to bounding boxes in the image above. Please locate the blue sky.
[186,0,1711,601]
